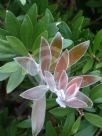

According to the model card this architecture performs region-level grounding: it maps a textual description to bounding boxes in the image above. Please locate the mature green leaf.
[20,15,33,49]
[49,107,70,118]
[6,36,28,56]
[71,117,81,135]
[58,21,72,39]
[82,59,93,74]
[90,84,102,103]
[72,16,84,40]
[45,121,57,136]
[85,113,102,128]
[46,98,57,110]
[93,29,102,53]
[62,39,73,50]
[19,0,26,5]
[48,23,58,37]
[7,67,26,93]
[96,62,102,69]
[27,4,37,27]
[0,62,18,73]
[18,119,31,128]
[35,0,48,13]
[5,10,20,36]
[61,109,75,136]
[0,72,10,81]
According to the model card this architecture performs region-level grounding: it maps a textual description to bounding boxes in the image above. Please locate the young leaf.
[20,85,48,100]
[0,72,10,81]
[69,41,89,66]
[6,36,28,56]
[54,49,69,81]
[40,37,51,74]
[31,96,46,136]
[18,119,31,128]
[82,59,93,74]
[69,75,101,88]
[50,32,62,72]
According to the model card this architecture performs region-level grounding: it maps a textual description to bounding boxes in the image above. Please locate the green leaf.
[58,21,72,39]
[20,15,33,49]
[71,117,81,135]
[93,29,102,53]
[82,59,93,74]
[6,36,28,56]
[7,67,26,93]
[96,62,102,69]
[85,113,102,128]
[45,121,57,136]
[0,62,19,73]
[5,10,20,36]
[27,4,37,27]
[61,109,75,136]
[49,107,70,118]
[34,12,49,40]
[90,84,102,103]
[48,23,58,37]
[35,0,48,13]
[45,9,54,22]
[32,31,48,57]
[72,16,84,40]
[19,0,26,5]
[18,119,31,128]
[0,72,10,81]
[46,98,57,110]
[62,39,73,50]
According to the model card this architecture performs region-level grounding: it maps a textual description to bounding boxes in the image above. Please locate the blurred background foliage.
[0,0,102,136]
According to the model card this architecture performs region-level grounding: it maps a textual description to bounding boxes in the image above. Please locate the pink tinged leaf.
[69,75,102,88]
[66,97,88,108]
[32,95,46,136]
[54,49,69,81]
[67,77,83,90]
[58,70,68,90]
[14,56,38,76]
[44,71,56,91]
[66,83,79,98]
[76,91,93,108]
[50,32,62,72]
[69,40,90,66]
[40,37,51,75]
[20,85,48,100]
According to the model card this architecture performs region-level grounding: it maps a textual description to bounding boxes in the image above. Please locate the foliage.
[0,0,102,136]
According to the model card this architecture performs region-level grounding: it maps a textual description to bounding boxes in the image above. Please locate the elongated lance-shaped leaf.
[32,96,46,136]
[76,91,93,108]
[69,40,90,66]
[14,56,39,76]
[69,75,102,88]
[44,71,56,91]
[58,70,68,90]
[20,85,48,101]
[50,32,62,72]
[40,37,51,75]
[54,49,69,81]
[66,97,88,108]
